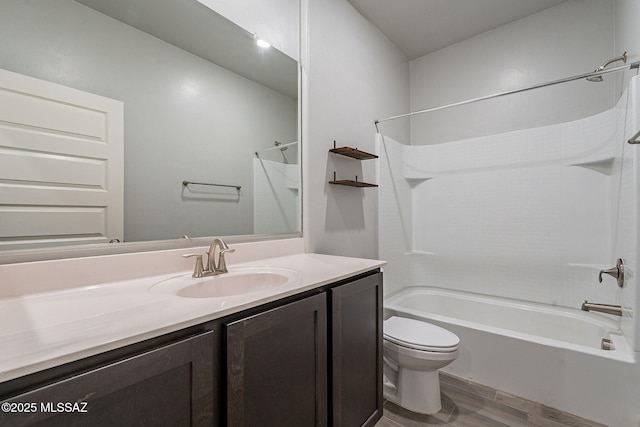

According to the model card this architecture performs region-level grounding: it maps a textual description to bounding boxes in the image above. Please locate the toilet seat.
[384,316,459,353]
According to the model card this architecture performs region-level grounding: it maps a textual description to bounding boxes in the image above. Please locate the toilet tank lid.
[384,316,460,349]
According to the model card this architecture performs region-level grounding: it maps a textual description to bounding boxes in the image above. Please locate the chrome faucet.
[581,301,622,316]
[183,238,235,278]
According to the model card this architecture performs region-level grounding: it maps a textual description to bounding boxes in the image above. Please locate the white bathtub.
[384,287,635,426]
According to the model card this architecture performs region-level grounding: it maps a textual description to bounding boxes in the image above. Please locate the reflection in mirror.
[0,0,300,256]
[254,141,299,234]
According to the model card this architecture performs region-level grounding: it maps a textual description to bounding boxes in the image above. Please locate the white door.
[0,69,124,250]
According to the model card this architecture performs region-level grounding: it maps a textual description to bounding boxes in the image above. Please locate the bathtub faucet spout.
[581,301,622,316]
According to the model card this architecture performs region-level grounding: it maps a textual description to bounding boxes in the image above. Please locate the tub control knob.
[598,258,624,287]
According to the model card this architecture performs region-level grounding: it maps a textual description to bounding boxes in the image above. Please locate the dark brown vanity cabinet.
[0,269,382,427]
[0,331,215,426]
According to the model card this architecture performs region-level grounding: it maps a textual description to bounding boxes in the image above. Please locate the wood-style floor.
[375,372,606,427]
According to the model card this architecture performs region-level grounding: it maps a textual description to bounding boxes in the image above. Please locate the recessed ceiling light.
[256,38,271,49]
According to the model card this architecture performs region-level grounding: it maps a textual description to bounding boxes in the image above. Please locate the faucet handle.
[216,248,235,274]
[598,258,624,287]
[183,253,205,278]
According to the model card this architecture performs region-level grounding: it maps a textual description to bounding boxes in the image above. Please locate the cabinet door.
[226,293,327,427]
[330,273,383,427]
[0,331,214,427]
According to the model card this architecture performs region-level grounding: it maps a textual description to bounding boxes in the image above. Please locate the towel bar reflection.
[627,129,640,144]
[182,180,241,191]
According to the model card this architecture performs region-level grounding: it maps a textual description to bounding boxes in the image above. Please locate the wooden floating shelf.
[329,180,378,188]
[329,142,378,188]
[329,146,378,160]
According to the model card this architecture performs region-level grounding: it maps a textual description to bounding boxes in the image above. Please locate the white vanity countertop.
[0,245,384,384]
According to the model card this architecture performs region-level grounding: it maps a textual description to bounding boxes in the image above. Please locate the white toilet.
[383,316,460,414]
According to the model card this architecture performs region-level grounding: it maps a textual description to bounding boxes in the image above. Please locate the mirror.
[0,0,300,259]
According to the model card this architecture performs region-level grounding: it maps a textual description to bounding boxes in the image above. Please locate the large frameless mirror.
[0,0,300,262]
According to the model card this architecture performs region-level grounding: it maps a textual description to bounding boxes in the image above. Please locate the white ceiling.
[348,0,569,60]
[75,0,298,97]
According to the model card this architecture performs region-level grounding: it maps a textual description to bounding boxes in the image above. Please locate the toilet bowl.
[383,316,460,414]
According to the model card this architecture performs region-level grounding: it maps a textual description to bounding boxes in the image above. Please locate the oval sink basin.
[150,266,300,298]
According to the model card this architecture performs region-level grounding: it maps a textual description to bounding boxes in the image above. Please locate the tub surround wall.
[408,108,612,307]
[377,134,413,298]
[378,77,639,342]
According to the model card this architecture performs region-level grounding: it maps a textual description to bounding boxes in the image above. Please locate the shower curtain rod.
[374,61,640,126]
[255,141,297,156]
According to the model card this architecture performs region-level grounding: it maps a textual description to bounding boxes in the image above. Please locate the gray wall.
[407,0,616,145]
[0,0,297,242]
[303,0,410,260]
